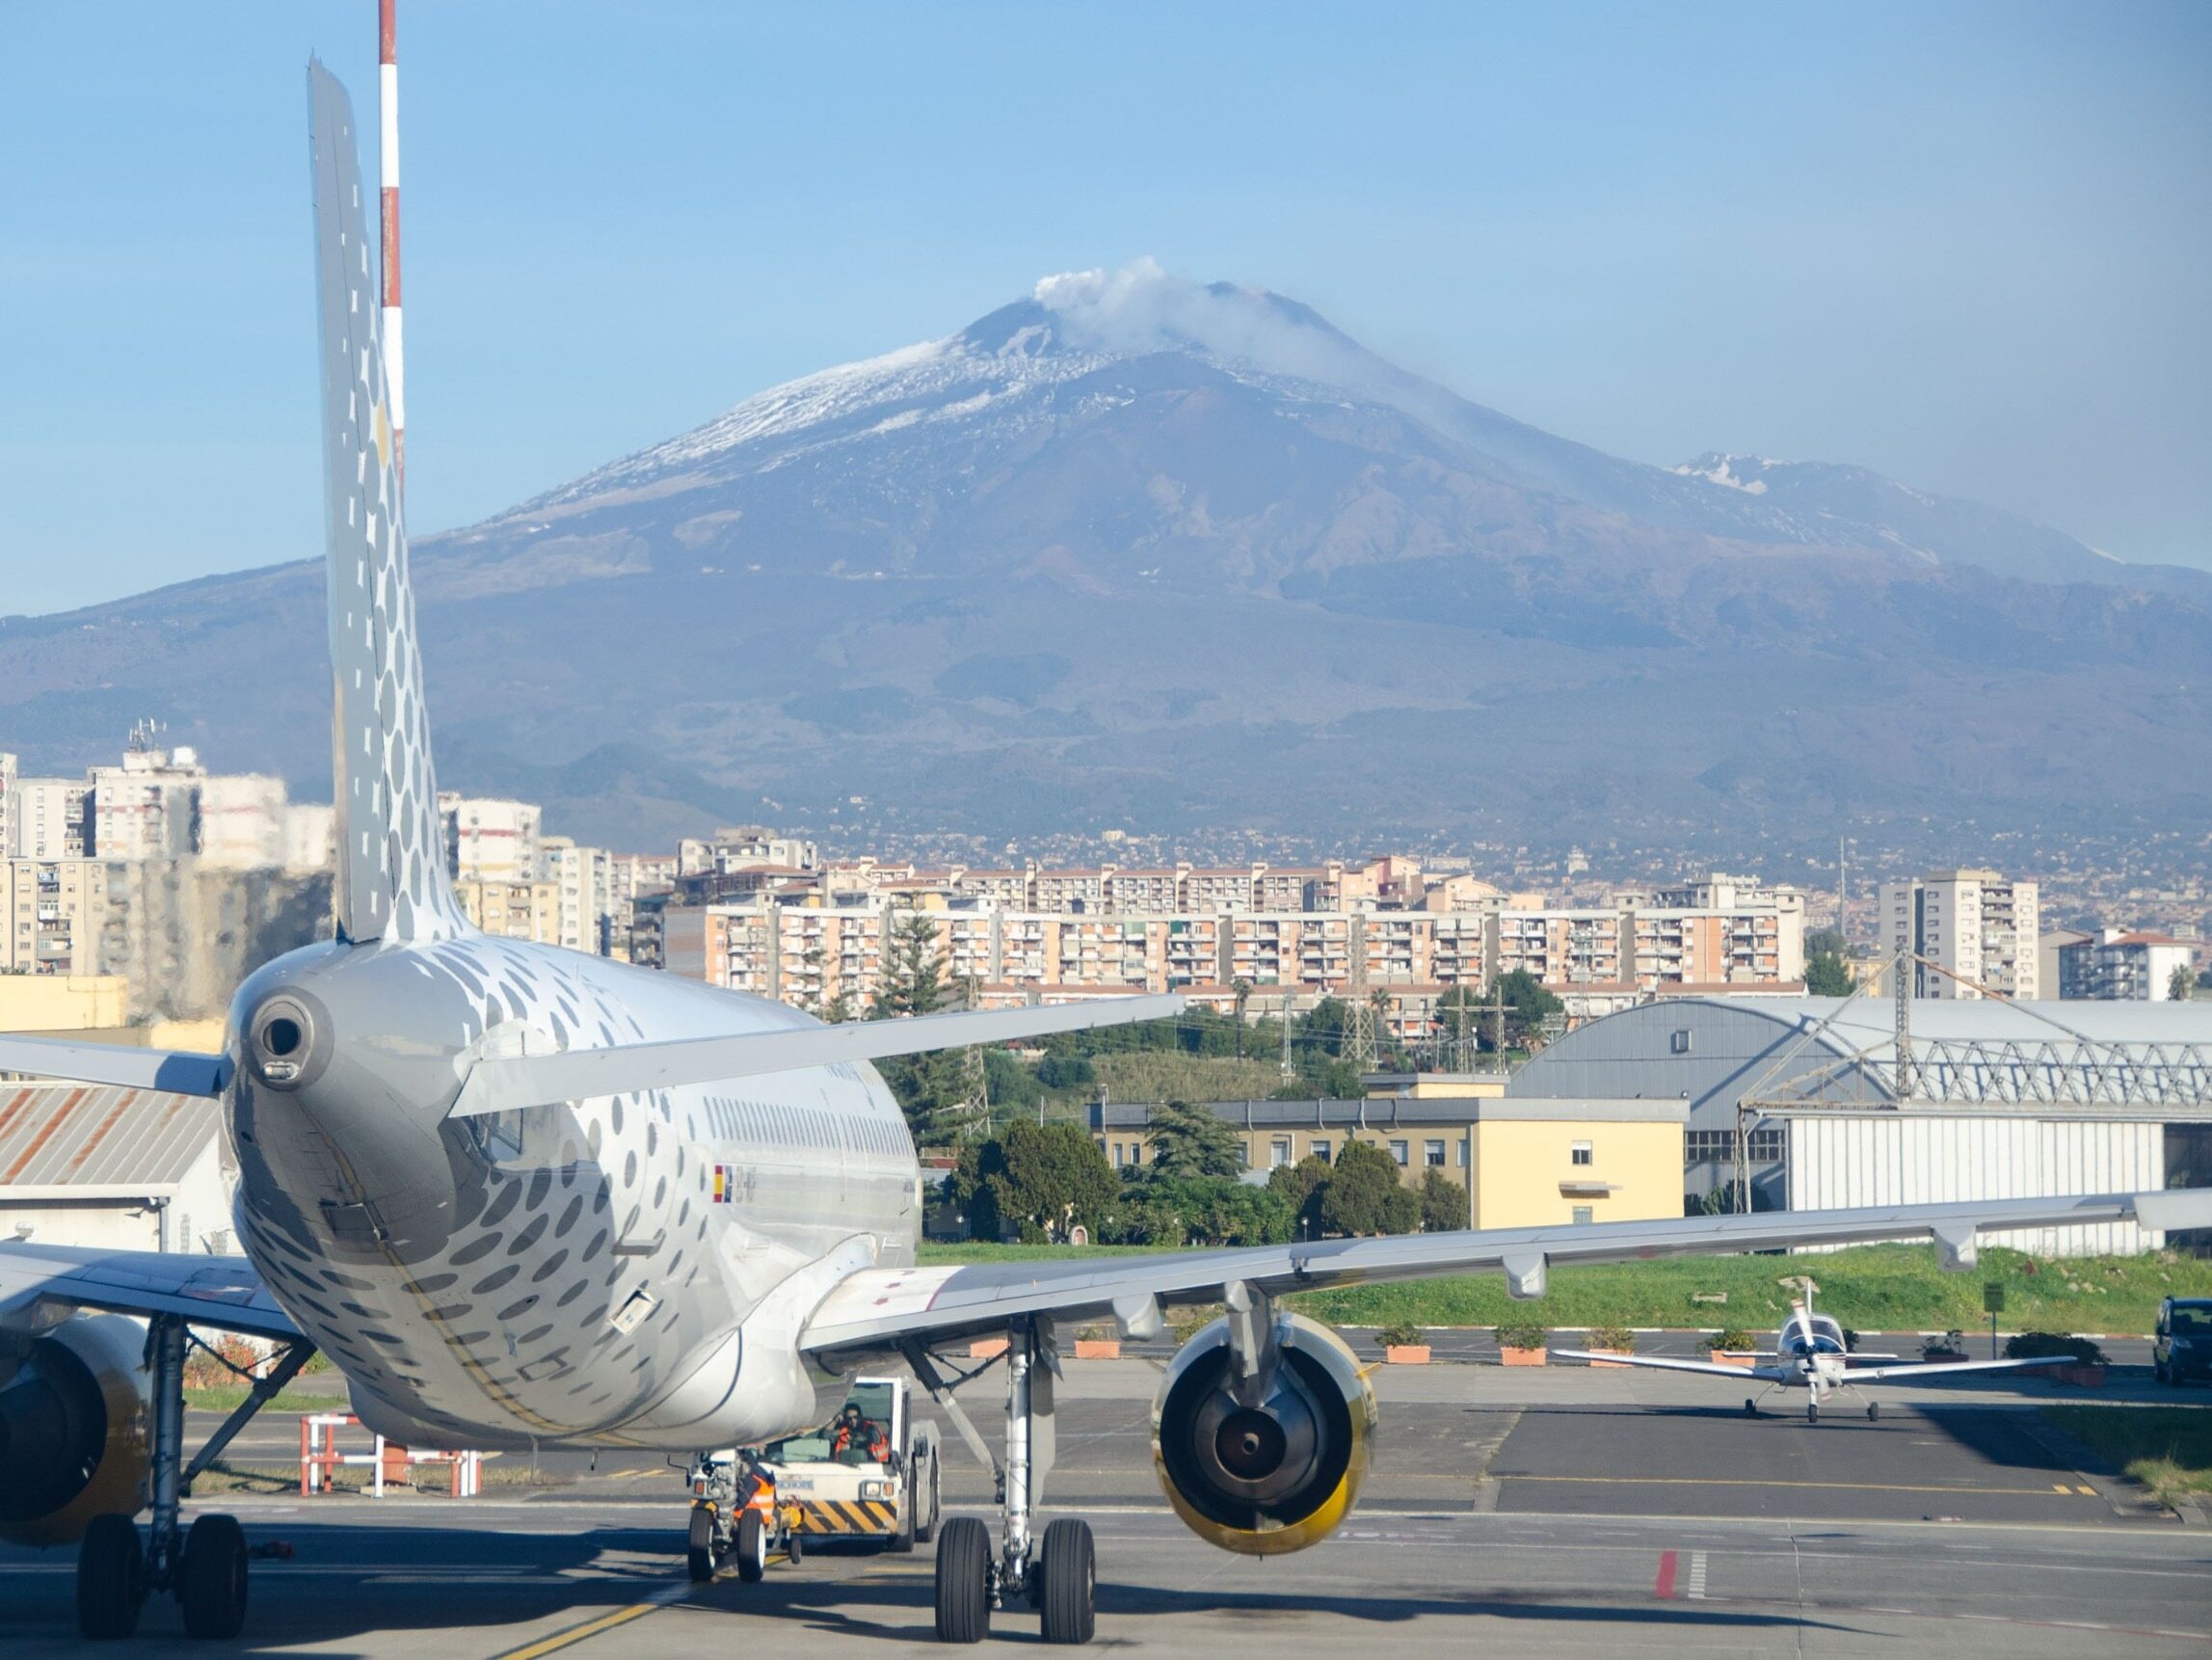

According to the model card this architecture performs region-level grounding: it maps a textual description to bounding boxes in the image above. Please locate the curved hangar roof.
[1508,995,2212,1125]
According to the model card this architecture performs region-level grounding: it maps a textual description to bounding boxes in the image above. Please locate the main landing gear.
[906,1317,1097,1646]
[78,1317,315,1640]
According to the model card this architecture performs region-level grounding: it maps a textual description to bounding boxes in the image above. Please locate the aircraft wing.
[1549,1349,1792,1381]
[1846,1355,2074,1383]
[0,1035,229,1096]
[449,995,1186,1118]
[798,1186,2212,1357]
[0,1243,297,1342]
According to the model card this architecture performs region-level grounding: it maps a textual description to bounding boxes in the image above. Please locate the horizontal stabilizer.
[0,1036,230,1098]
[449,994,1186,1118]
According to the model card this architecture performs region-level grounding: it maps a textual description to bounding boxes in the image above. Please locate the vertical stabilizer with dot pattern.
[307,61,465,944]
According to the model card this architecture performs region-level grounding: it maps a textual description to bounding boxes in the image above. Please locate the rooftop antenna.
[379,0,405,489]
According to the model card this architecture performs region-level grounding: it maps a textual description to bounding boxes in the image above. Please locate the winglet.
[307,60,466,945]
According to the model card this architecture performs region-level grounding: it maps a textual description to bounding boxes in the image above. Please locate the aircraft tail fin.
[307,61,465,944]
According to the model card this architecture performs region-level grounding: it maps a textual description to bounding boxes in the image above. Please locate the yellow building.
[1088,1096,1687,1229]
[0,974,131,1034]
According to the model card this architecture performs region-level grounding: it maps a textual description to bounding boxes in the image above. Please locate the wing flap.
[450,994,1185,1118]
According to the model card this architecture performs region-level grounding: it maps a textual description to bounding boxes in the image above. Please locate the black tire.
[786,1528,803,1565]
[687,1507,716,1582]
[1743,1398,1757,1417]
[177,1513,249,1641]
[916,1455,940,1545]
[2155,1359,2170,1384]
[736,1508,768,1583]
[1866,1401,1880,1422]
[1037,1517,1096,1646]
[933,1515,992,1644]
[76,1513,145,1640]
[1806,1402,1819,1424]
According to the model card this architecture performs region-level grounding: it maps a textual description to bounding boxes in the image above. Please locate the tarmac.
[1,1347,2203,1657]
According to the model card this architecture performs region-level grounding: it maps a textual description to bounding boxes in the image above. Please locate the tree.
[1106,1171,1292,1246]
[1266,1153,1332,1222]
[870,907,946,1019]
[1417,1167,1469,1232]
[987,1120,1119,1243]
[1805,949,1852,998]
[1805,927,1847,958]
[1144,1099,1242,1179]
[2170,963,2196,1003]
[1491,970,1565,1051]
[1316,1138,1418,1237]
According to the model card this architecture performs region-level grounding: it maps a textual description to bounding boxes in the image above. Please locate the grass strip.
[2040,1406,2212,1509]
[917,1240,2212,1333]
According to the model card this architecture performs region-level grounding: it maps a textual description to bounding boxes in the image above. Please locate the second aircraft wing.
[800,1186,2212,1357]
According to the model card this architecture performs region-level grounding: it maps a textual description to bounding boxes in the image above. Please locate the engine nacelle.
[1152,1311,1375,1556]
[0,1314,150,1547]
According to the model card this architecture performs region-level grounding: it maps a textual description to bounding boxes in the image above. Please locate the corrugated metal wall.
[1784,1114,2164,1256]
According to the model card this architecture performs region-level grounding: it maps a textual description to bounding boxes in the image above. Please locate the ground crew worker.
[829,1403,889,1461]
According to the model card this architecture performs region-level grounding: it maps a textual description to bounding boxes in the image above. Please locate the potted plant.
[1921,1329,1970,1363]
[1710,1327,1756,1367]
[1379,1320,1430,1365]
[1496,1322,1548,1366]
[2005,1332,2108,1387]
[968,1335,1010,1360]
[1072,1322,1121,1361]
[1585,1325,1636,1367]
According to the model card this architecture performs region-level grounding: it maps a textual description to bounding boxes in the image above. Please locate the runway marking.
[2075,1485,2097,1496]
[1653,1548,1677,1598]
[1500,1472,2093,1498]
[1686,1550,1708,1599]
[2053,1483,2070,1492]
[484,1581,689,1660]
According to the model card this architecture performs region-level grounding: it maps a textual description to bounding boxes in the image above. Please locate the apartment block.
[88,743,205,860]
[440,795,543,883]
[452,877,561,945]
[1880,869,2039,999]
[12,777,91,859]
[2,858,111,975]
[2058,930,2197,1001]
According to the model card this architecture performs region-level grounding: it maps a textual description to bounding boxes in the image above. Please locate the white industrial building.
[1510,994,2212,1256]
[0,1084,235,1255]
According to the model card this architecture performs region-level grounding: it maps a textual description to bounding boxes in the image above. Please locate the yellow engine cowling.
[0,1314,150,1547]
[1152,1312,1375,1556]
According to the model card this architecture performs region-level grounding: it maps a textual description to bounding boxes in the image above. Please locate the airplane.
[1556,1285,2075,1423]
[0,55,2205,1648]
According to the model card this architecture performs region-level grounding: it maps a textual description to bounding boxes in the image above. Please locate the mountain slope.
[3,263,2206,853]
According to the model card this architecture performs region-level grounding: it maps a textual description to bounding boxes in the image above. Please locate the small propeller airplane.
[1557,1283,2068,1423]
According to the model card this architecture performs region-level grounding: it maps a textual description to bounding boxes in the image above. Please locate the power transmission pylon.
[1342,915,1377,1072]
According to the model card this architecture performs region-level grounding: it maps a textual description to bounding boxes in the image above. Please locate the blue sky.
[4,2,2207,613]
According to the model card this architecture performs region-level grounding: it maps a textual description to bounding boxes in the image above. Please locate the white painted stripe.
[1685,1549,1707,1598]
[380,64,400,184]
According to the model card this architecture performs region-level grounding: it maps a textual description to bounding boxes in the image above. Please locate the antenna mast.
[379,0,405,488]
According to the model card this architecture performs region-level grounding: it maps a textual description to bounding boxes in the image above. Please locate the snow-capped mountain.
[5,262,2207,851]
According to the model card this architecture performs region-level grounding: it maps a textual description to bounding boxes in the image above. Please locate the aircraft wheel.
[933,1516,992,1644]
[1743,1397,1757,1417]
[1806,1402,1819,1424]
[1866,1401,1880,1422]
[687,1507,716,1582]
[76,1513,146,1639]
[1037,1517,1096,1646]
[177,1513,250,1641]
[735,1509,768,1583]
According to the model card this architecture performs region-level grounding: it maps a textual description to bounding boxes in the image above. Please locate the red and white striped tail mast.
[378,0,405,490]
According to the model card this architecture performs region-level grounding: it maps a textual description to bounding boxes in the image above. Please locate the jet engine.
[1152,1309,1374,1555]
[0,1314,149,1546]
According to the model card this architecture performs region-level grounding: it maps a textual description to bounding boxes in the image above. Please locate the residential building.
[0,753,13,858]
[88,740,205,861]
[11,776,91,859]
[440,794,543,883]
[2059,930,2199,1002]
[1879,869,2039,999]
[452,877,561,945]
[196,773,290,870]
[1,858,111,975]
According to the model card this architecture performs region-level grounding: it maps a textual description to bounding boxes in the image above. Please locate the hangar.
[1509,995,2212,1255]
[0,1084,233,1254]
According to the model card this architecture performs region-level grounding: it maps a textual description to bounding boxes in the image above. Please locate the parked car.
[2153,1297,2212,1385]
